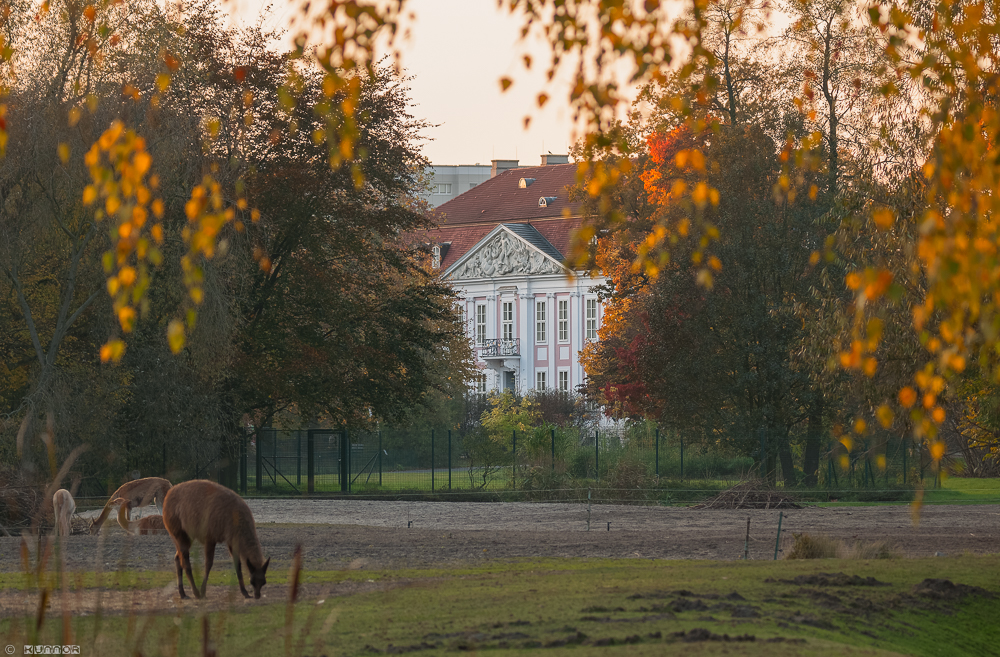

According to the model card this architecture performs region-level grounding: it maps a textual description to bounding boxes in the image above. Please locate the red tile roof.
[416,163,584,270]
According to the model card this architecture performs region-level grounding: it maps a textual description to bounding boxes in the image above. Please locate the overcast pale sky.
[233,0,583,166]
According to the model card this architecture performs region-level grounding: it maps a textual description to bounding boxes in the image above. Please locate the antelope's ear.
[262,557,270,574]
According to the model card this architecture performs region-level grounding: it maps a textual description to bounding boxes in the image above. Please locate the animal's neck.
[236,524,264,566]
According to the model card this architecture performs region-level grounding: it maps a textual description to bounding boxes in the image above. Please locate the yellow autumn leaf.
[877,405,894,428]
[100,339,125,363]
[873,207,895,230]
[167,320,185,353]
[118,266,136,286]
[117,306,136,332]
[133,151,151,176]
[929,440,946,461]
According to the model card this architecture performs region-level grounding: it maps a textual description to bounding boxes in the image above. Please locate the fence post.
[902,436,907,485]
[759,428,766,479]
[431,430,435,492]
[594,431,601,481]
[297,431,302,486]
[307,430,315,494]
[551,428,556,472]
[340,430,350,493]
[655,428,659,477]
[512,429,516,490]
[240,431,247,495]
[448,429,452,491]
[255,432,262,492]
[378,431,383,487]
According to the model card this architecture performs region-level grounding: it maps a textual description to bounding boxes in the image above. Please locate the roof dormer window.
[538,196,557,207]
[519,177,536,188]
[431,245,441,269]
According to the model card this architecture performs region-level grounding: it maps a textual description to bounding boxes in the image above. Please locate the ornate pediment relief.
[449,230,564,279]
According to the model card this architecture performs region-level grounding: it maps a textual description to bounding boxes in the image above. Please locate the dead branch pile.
[693,481,802,510]
[0,482,45,533]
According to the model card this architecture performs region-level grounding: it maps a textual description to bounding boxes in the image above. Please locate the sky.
[231,0,586,167]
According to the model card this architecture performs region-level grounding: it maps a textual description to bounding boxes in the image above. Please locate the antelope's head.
[247,557,270,599]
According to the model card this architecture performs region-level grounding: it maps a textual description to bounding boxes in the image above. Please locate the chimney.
[491,159,519,178]
[540,153,569,165]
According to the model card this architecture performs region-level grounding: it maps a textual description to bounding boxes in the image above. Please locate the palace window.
[559,370,569,392]
[558,299,569,342]
[586,299,598,340]
[536,370,546,391]
[502,301,514,340]
[536,300,547,343]
[475,304,486,345]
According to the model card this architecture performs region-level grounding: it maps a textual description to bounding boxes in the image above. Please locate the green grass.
[4,556,999,656]
[922,476,1000,503]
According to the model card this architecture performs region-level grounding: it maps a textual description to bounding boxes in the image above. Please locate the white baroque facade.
[421,159,605,395]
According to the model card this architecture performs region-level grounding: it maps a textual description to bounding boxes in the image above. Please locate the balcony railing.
[480,338,520,358]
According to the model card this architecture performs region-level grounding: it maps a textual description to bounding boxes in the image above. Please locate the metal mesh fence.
[151,426,939,497]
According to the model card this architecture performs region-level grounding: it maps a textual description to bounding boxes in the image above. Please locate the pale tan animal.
[113,498,168,535]
[52,488,75,537]
[88,477,171,535]
[162,480,270,600]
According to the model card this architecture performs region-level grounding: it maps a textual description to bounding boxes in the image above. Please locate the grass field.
[3,555,998,656]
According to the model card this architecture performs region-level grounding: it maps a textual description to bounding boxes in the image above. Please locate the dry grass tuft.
[786,533,841,559]
[786,533,900,560]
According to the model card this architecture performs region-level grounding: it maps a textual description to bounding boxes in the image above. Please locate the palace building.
[420,156,605,395]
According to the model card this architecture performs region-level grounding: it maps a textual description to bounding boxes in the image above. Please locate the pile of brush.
[693,480,802,510]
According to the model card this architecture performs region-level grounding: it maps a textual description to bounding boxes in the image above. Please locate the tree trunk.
[778,435,796,487]
[802,393,823,486]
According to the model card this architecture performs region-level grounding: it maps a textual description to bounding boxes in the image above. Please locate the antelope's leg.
[201,542,216,598]
[174,553,189,599]
[182,550,200,599]
[233,554,250,598]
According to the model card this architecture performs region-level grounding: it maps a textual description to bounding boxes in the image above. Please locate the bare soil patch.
[11,500,1000,572]
[1,501,997,616]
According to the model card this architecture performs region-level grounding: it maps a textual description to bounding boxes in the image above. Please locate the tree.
[0,0,473,488]
[584,122,829,484]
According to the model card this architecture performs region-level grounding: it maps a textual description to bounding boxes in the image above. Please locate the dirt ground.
[1,500,997,616]
[5,499,999,572]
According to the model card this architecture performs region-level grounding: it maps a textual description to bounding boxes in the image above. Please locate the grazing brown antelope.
[52,488,75,537]
[162,480,270,600]
[113,498,168,535]
[89,477,172,535]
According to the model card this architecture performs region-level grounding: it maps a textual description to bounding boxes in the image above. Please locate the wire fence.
[219,427,944,498]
